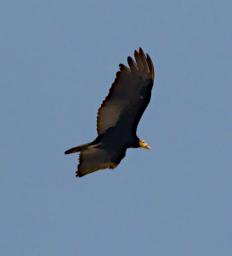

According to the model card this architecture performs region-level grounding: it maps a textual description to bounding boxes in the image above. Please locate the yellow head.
[139,139,151,149]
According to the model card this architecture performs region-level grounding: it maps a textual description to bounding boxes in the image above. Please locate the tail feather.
[65,143,91,154]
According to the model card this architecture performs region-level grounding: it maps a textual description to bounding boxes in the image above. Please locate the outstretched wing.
[97,48,154,135]
[76,145,126,177]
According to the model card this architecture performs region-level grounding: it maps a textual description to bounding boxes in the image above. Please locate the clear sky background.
[0,0,231,255]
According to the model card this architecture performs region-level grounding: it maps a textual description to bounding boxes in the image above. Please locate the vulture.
[65,48,155,177]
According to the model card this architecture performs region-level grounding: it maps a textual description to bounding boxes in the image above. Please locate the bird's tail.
[64,142,91,154]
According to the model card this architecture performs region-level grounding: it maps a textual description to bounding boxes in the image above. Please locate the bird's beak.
[139,140,151,150]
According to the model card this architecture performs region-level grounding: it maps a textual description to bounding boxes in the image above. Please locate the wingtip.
[139,47,144,55]
[76,171,87,178]
[134,49,139,56]
[127,56,132,63]
[119,63,130,72]
[127,56,138,72]
[75,170,81,177]
[146,53,155,80]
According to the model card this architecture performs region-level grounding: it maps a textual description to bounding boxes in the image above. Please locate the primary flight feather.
[65,48,155,177]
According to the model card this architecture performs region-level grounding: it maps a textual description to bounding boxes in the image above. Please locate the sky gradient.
[1,0,232,255]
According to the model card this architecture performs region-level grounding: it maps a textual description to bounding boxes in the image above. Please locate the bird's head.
[138,139,151,150]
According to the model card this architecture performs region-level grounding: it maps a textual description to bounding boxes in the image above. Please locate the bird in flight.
[65,48,155,177]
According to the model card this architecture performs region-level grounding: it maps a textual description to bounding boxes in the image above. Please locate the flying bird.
[65,48,155,177]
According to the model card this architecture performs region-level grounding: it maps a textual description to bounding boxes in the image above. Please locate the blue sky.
[0,0,232,255]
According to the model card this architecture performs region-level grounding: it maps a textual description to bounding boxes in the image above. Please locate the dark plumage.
[65,48,155,177]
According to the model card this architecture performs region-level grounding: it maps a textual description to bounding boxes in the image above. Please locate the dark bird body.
[65,48,155,177]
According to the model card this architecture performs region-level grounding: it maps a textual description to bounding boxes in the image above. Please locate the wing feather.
[138,48,149,73]
[127,56,138,72]
[146,54,154,80]
[134,50,144,71]
[119,63,130,72]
